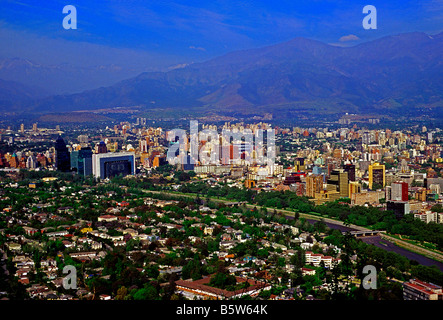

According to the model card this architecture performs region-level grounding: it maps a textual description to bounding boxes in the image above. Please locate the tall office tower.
[77,134,89,144]
[390,181,409,201]
[32,123,38,132]
[139,139,148,153]
[362,132,371,145]
[295,158,305,172]
[387,200,410,219]
[306,174,324,198]
[20,123,24,133]
[312,166,322,175]
[9,153,19,168]
[368,162,385,190]
[97,141,108,154]
[343,163,356,181]
[327,169,349,198]
[55,136,71,172]
[399,159,409,173]
[26,155,37,169]
[325,157,339,178]
[356,140,363,153]
[348,181,361,197]
[92,152,135,179]
[71,147,93,176]
[427,132,433,142]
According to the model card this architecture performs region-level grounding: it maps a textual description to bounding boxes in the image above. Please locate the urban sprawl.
[0,119,443,301]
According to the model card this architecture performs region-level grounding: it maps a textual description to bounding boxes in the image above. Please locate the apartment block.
[403,279,443,300]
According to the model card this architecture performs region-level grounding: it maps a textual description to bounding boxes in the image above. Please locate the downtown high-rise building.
[368,162,385,190]
[306,174,324,198]
[386,181,409,202]
[327,169,349,198]
[96,141,108,154]
[344,163,356,181]
[71,147,93,176]
[55,136,71,172]
[92,152,135,179]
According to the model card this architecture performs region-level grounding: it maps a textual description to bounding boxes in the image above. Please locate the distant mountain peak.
[2,31,443,119]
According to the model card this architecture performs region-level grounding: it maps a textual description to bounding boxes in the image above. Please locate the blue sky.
[0,0,442,70]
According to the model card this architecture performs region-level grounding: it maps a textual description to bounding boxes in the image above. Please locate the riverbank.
[380,234,443,263]
[143,189,443,265]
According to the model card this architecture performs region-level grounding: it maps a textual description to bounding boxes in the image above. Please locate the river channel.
[303,218,443,272]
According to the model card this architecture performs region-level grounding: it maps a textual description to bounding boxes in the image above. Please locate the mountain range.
[1,32,443,119]
[0,57,160,97]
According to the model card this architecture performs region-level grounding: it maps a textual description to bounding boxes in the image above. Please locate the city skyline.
[0,0,443,308]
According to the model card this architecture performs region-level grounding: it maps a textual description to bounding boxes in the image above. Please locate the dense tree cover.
[0,257,29,299]
[132,285,158,300]
[254,191,313,212]
[154,184,443,297]
[178,182,256,202]
[80,248,179,300]
[254,231,409,300]
[177,182,443,249]
[151,164,175,175]
[315,202,443,250]
[2,169,442,301]
[410,265,443,285]
[323,229,443,287]
[208,272,240,291]
[230,241,259,257]
[181,257,204,281]
[296,231,431,300]
[143,191,443,295]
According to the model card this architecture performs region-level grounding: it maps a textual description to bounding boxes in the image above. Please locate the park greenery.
[1,169,443,301]
[176,181,443,250]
